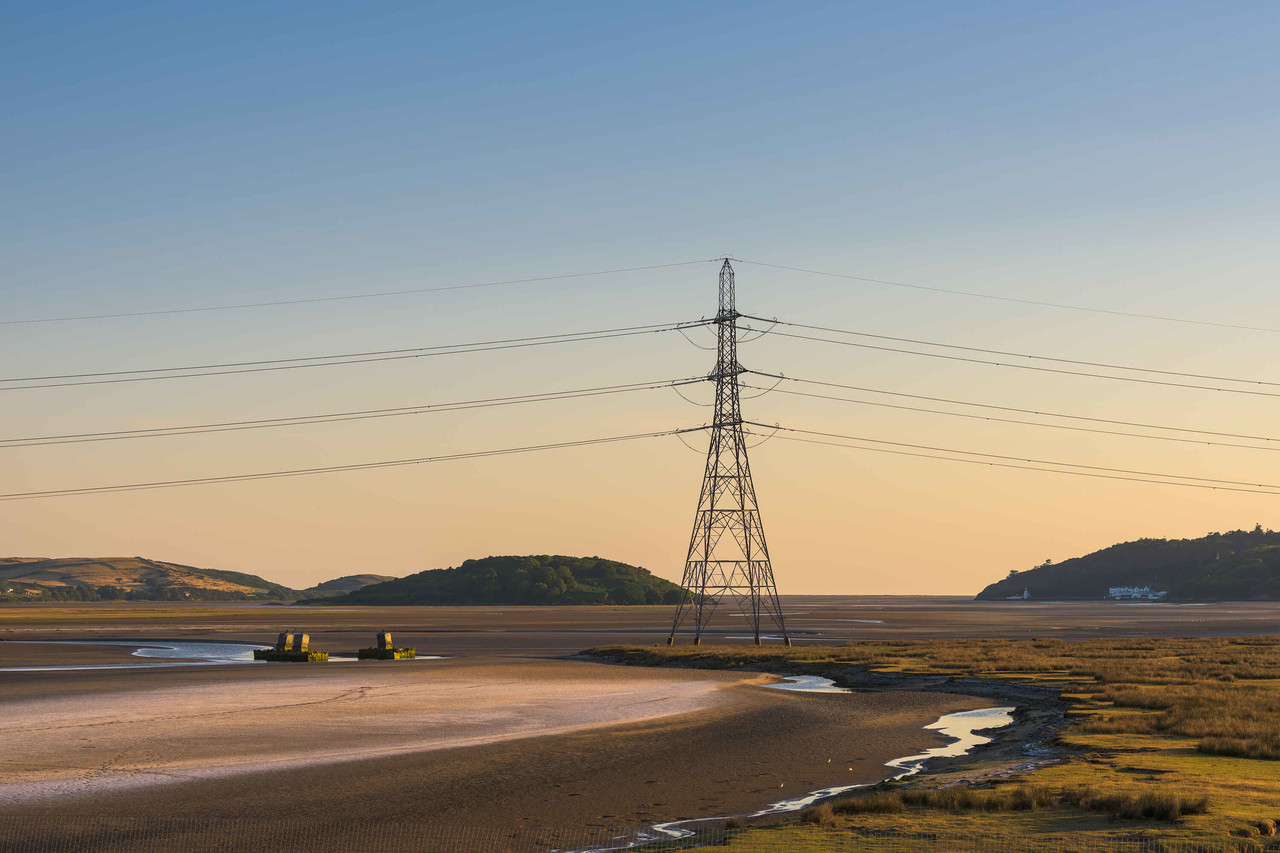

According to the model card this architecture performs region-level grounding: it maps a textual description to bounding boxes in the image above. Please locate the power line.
[0,377,705,448]
[733,258,1280,336]
[4,260,720,326]
[0,321,707,391]
[0,428,701,501]
[742,381,1280,454]
[742,324,1280,399]
[747,371,1280,444]
[757,431,1280,496]
[746,422,1280,493]
[744,316,1280,388]
[3,320,695,382]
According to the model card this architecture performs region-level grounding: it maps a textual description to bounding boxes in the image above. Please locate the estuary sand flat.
[5,597,1280,654]
[0,658,739,803]
[0,656,987,852]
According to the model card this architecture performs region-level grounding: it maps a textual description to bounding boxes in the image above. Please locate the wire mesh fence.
[1,818,1277,853]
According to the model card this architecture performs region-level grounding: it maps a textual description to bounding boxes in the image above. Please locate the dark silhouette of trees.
[337,555,685,606]
[976,528,1280,601]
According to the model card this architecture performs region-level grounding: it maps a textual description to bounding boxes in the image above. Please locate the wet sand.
[0,658,736,803]
[0,641,146,667]
[0,657,987,852]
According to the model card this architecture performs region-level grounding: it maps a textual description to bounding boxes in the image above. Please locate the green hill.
[0,557,302,602]
[333,555,685,606]
[976,527,1280,601]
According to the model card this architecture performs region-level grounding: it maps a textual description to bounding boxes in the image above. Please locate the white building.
[1107,586,1167,600]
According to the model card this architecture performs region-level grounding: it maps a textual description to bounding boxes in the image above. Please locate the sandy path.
[0,658,738,804]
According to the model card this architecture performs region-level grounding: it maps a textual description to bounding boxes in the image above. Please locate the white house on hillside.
[1107,586,1167,600]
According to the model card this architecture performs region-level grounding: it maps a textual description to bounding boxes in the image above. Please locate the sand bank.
[0,657,736,804]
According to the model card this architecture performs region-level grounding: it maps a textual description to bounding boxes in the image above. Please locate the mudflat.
[0,658,738,803]
[0,641,143,667]
[0,657,984,852]
[3,596,1278,655]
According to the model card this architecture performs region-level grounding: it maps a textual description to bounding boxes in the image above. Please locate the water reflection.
[0,639,263,671]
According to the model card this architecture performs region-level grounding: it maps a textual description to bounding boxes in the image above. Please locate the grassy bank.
[588,638,1280,850]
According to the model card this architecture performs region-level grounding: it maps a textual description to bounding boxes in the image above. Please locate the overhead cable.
[0,377,705,448]
[757,431,1280,496]
[742,381,1280,454]
[745,422,1280,493]
[0,321,708,391]
[733,259,1280,336]
[743,316,1280,388]
[4,260,720,326]
[0,428,703,500]
[741,324,1280,399]
[746,371,1280,444]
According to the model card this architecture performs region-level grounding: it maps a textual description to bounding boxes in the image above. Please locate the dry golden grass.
[1080,683,1280,759]
[830,784,1207,822]
[591,637,1280,760]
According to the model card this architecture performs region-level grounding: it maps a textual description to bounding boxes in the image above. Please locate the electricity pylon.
[668,259,790,646]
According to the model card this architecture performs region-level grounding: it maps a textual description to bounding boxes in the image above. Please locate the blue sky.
[5,3,1280,592]
[8,2,1277,305]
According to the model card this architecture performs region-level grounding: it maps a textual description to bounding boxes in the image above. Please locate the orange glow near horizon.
[7,260,1280,596]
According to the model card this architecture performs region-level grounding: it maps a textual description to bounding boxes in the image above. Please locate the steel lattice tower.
[668,259,791,646]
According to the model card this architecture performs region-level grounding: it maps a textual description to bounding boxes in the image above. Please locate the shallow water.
[794,618,884,624]
[0,639,443,671]
[0,639,265,671]
[724,635,856,642]
[762,674,851,694]
[569,701,1016,852]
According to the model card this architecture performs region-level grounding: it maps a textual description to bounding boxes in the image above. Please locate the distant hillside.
[976,527,1280,601]
[300,574,395,598]
[0,557,301,602]
[332,555,685,606]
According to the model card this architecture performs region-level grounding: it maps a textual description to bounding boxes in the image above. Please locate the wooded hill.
[329,555,685,606]
[976,527,1280,601]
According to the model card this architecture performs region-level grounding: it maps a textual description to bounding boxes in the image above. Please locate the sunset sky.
[5,3,1280,594]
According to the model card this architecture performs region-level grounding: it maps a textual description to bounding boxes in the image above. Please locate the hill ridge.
[0,557,394,602]
[976,527,1280,601]
[330,554,684,606]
